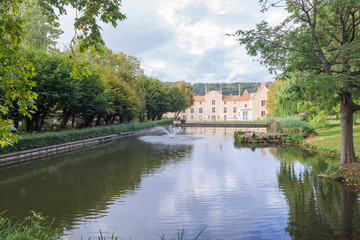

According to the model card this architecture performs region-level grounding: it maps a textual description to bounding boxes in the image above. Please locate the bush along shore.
[234,117,317,145]
[0,119,173,154]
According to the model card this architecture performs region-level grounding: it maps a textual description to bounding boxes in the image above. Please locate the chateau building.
[181,83,268,122]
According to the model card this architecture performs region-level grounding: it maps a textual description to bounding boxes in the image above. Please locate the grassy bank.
[305,124,360,158]
[0,119,173,154]
[304,123,360,186]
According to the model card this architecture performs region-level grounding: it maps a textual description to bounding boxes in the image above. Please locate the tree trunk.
[25,118,34,132]
[61,109,71,128]
[71,114,75,128]
[60,108,71,129]
[95,114,102,126]
[339,96,357,165]
[339,187,356,240]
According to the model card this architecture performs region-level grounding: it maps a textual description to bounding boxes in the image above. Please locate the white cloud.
[57,0,287,83]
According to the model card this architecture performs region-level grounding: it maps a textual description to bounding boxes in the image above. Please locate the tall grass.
[0,211,59,240]
[0,119,173,154]
[156,226,207,240]
[266,117,317,144]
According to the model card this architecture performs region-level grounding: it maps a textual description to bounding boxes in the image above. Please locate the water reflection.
[0,137,192,233]
[0,127,359,240]
[273,147,360,240]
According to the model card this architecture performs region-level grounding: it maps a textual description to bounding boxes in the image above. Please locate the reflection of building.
[182,83,268,122]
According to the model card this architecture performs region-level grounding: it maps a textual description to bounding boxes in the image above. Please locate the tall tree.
[20,0,63,51]
[233,0,360,165]
[173,81,194,120]
[138,76,171,121]
[0,0,126,146]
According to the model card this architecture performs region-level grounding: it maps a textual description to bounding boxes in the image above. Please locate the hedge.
[0,119,173,154]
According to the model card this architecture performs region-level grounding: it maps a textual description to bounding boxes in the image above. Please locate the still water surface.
[0,127,359,239]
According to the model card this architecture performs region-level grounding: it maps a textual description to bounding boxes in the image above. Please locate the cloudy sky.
[58,0,287,84]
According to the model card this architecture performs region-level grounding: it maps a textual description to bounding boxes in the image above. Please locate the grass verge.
[304,125,360,158]
[0,119,173,154]
[304,124,360,185]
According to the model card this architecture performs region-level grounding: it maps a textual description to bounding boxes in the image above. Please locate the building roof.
[194,96,205,102]
[240,89,251,100]
[222,95,241,101]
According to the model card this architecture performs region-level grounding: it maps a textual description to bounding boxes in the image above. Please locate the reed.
[0,211,59,240]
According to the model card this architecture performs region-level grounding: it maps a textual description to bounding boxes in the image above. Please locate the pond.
[0,127,359,239]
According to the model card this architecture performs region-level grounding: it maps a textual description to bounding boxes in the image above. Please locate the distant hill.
[192,82,271,96]
[162,82,271,96]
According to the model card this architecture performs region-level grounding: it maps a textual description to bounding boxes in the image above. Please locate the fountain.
[138,125,203,144]
[154,125,181,138]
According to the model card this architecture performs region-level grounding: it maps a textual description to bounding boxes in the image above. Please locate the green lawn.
[305,124,360,159]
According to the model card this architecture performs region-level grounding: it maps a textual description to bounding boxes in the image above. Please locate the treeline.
[0,0,193,135]
[3,48,193,132]
[192,82,270,96]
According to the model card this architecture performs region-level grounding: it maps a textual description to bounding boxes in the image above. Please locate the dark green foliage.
[0,119,173,154]
[233,130,245,139]
[192,82,270,95]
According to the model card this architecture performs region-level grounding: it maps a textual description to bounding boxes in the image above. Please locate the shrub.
[266,117,316,138]
[0,119,173,154]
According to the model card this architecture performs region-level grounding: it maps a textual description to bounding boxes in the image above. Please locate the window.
[234,101,236,104]
[212,100,215,105]
[199,108,203,113]
[224,115,227,121]
[233,107,236,113]
[261,111,266,117]
[245,104,247,108]
[212,107,216,113]
[200,101,202,105]
[199,115,203,120]
[233,115,236,119]
[208,115,210,119]
[224,101,227,105]
[182,110,186,113]
[224,107,227,113]
[261,100,266,107]
[183,115,186,120]
[243,111,248,120]
[191,115,194,120]
[190,108,194,113]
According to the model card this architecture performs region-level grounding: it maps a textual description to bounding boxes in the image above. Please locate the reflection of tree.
[0,138,192,233]
[275,147,360,240]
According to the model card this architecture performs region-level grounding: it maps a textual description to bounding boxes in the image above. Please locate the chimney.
[220,85,222,94]
[238,84,241,97]
[205,85,207,94]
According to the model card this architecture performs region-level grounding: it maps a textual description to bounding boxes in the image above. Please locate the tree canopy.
[234,0,360,165]
[0,0,126,146]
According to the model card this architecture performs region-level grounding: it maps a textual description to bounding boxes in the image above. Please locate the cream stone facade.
[181,83,268,122]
